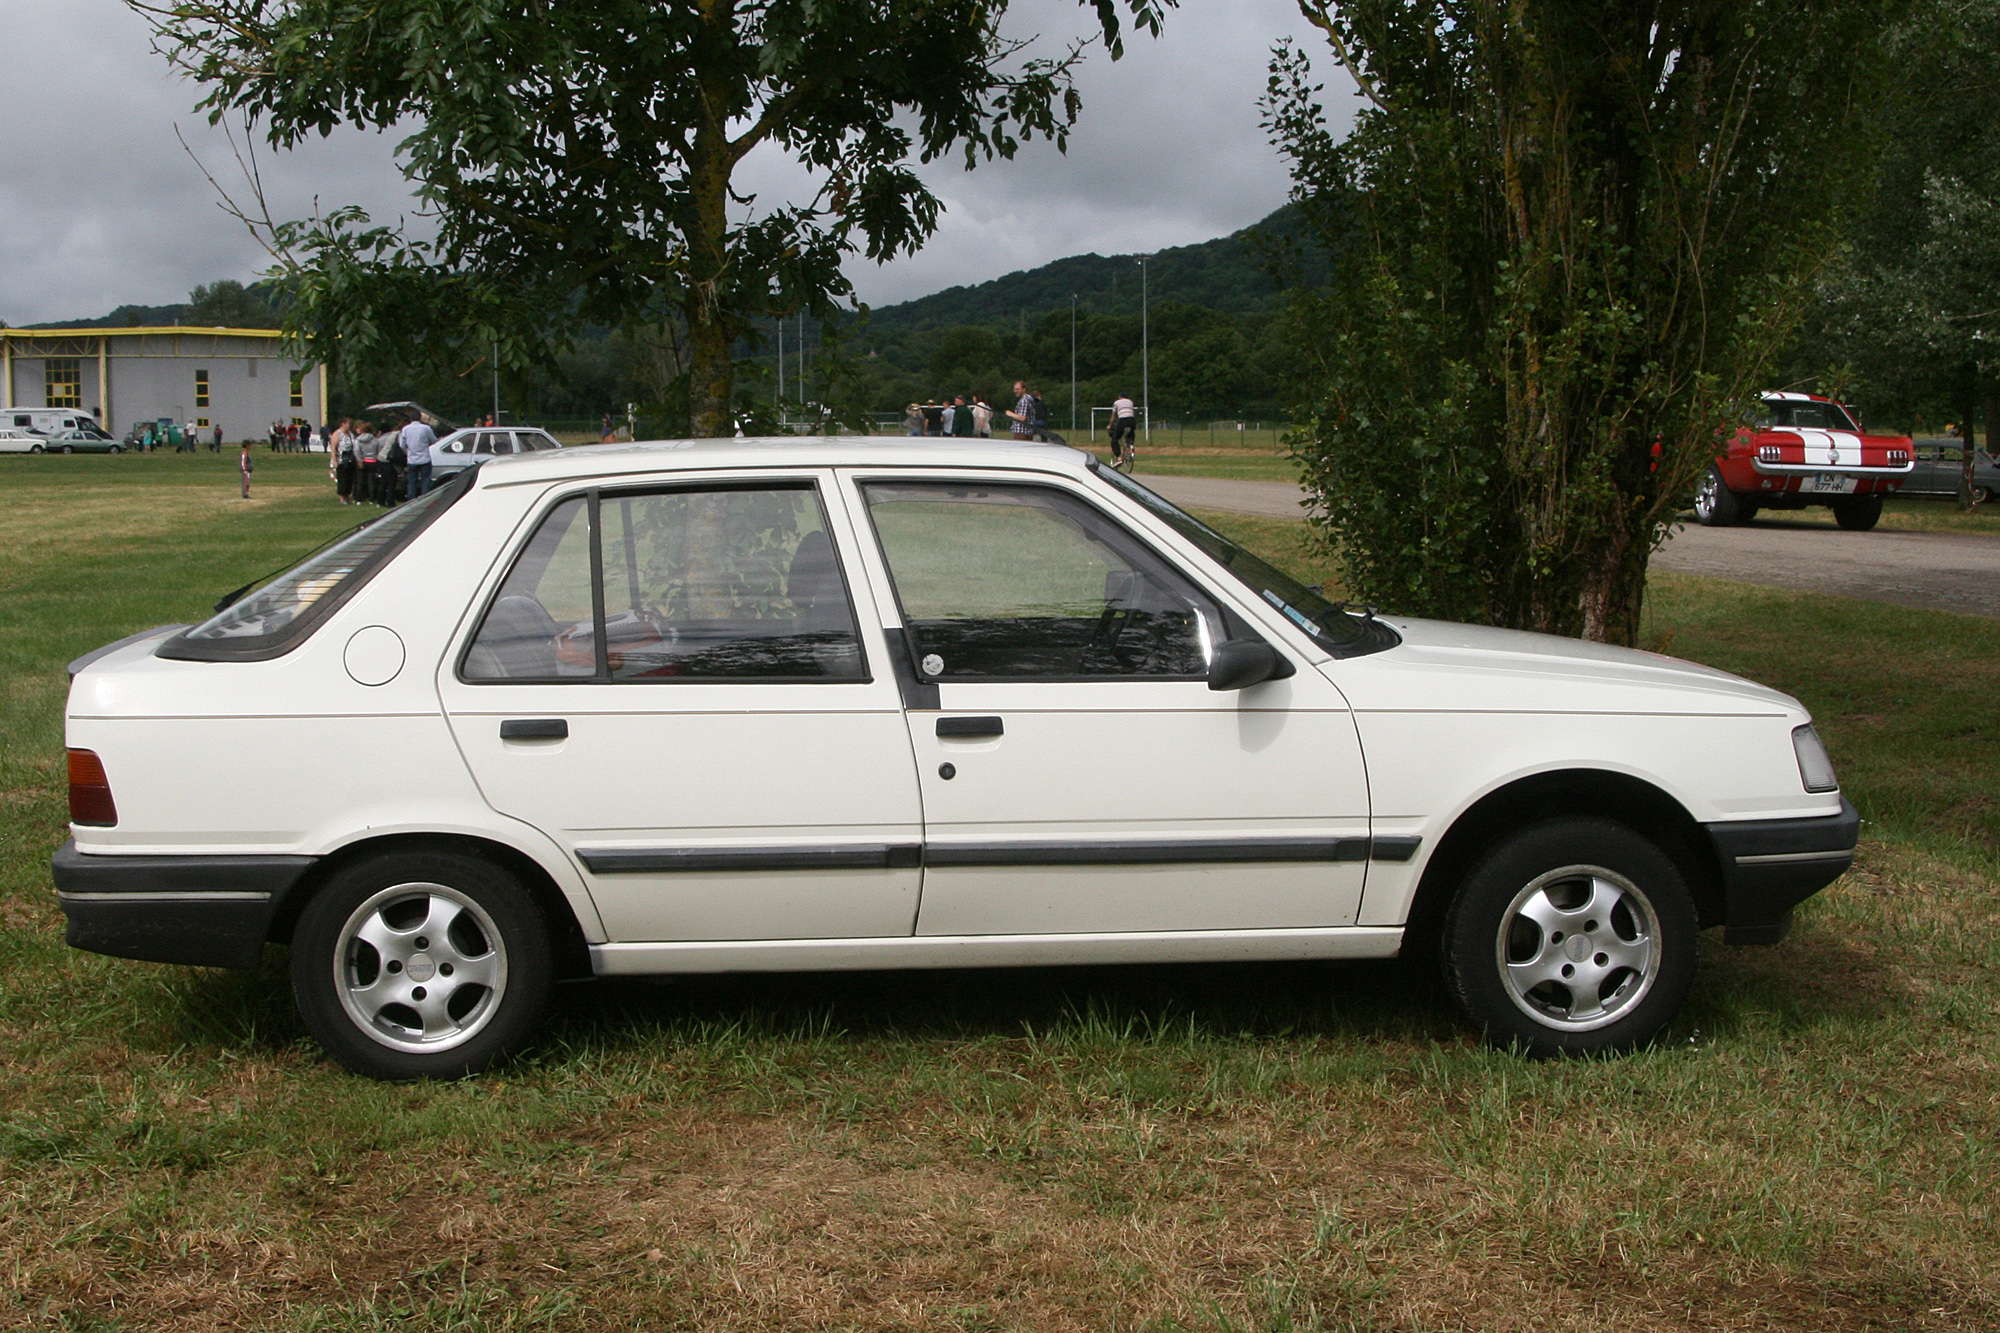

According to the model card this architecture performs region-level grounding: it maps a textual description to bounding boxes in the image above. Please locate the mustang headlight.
[1792,724,1839,793]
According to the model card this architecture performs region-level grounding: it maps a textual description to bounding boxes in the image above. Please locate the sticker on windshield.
[1263,588,1317,633]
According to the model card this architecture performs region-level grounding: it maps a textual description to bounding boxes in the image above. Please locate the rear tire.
[1441,817,1700,1057]
[1832,495,1883,531]
[1693,467,1742,525]
[291,850,554,1080]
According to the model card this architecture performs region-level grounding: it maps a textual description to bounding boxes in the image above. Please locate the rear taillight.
[1757,444,1782,462]
[1887,449,1909,464]
[67,749,117,826]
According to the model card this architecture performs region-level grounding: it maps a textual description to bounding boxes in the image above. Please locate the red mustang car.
[1695,392,1913,531]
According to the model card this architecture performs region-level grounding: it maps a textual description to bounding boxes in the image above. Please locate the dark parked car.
[1898,438,2000,505]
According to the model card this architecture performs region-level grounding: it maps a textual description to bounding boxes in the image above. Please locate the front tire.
[291,850,554,1080]
[1441,817,1699,1057]
[1831,495,1883,531]
[59,445,74,454]
[1693,467,1743,526]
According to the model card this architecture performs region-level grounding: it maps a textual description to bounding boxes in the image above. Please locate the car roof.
[1761,391,1834,403]
[468,435,1097,487]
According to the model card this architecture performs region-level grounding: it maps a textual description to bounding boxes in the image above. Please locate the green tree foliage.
[1792,0,2000,483]
[133,0,1169,436]
[183,279,273,328]
[1271,0,1901,643]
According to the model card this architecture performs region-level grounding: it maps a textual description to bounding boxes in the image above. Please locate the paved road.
[1135,471,2000,620]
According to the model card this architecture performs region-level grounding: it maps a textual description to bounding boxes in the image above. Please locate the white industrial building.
[0,327,326,442]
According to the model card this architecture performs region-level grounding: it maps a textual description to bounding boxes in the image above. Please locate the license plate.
[1806,473,1858,494]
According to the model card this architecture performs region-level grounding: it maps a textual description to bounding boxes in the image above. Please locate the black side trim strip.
[579,844,923,874]
[927,838,1370,867]
[1369,836,1422,863]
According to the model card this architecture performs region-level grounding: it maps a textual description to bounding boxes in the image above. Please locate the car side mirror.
[1208,639,1286,691]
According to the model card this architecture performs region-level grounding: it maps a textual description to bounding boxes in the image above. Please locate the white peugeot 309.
[55,439,1855,1079]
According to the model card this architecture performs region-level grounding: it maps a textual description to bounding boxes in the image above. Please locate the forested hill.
[858,204,1309,334]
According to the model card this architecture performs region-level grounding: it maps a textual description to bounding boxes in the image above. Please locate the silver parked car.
[429,426,563,477]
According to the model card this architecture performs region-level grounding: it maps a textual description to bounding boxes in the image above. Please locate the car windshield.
[160,479,466,660]
[1094,466,1390,656]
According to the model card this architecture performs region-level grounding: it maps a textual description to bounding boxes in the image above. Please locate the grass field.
[1,451,1997,1331]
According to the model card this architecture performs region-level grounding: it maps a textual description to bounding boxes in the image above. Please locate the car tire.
[29,444,42,454]
[1971,486,1992,506]
[109,445,122,454]
[1831,495,1883,531]
[1693,467,1742,526]
[290,850,554,1080]
[1440,817,1700,1058]
[59,445,73,455]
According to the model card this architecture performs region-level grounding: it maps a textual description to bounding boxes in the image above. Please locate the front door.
[438,476,924,942]
[844,475,1371,937]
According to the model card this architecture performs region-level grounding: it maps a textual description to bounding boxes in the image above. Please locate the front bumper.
[52,840,318,969]
[1704,799,1860,945]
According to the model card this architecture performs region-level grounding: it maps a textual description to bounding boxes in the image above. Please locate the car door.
[437,473,925,943]
[838,472,1372,938]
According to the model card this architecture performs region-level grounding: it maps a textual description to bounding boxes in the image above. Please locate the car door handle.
[500,718,568,740]
[936,716,1003,738]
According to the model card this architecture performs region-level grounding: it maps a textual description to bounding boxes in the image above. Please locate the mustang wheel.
[1442,818,1699,1057]
[1693,467,1742,526]
[291,851,553,1079]
[1831,495,1883,531]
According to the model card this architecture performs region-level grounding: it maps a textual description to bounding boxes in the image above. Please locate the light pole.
[1136,255,1150,445]
[1069,293,1078,437]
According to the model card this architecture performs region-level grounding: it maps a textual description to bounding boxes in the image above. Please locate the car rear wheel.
[291,850,554,1080]
[1831,495,1883,531]
[1441,817,1699,1057]
[1693,467,1743,526]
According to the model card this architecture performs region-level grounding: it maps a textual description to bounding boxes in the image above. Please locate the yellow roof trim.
[0,326,285,339]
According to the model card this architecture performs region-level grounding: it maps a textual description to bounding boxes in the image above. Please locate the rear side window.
[461,483,866,682]
[158,476,468,662]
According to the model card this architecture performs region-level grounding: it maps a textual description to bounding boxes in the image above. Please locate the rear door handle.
[500,718,568,740]
[936,715,1003,738]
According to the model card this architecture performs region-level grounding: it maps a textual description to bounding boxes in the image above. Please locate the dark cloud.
[1,1,1353,326]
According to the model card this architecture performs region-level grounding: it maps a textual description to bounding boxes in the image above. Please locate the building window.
[289,369,304,408]
[196,418,210,428]
[45,360,81,409]
[195,369,210,408]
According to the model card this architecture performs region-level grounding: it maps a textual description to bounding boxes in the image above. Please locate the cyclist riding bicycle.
[1107,394,1138,469]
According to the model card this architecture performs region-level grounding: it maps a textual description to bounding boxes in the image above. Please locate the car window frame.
[455,476,874,687]
[852,473,1270,686]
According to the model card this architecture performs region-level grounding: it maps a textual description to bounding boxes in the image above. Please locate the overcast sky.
[1,1,1356,327]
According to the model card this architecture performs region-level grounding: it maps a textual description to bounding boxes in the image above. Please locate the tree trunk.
[1958,365,1980,511]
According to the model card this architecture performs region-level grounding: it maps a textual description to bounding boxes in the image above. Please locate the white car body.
[0,427,46,453]
[56,438,1854,1077]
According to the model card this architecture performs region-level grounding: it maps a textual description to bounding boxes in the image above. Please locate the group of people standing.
[904,393,995,438]
[134,422,222,452]
[326,413,437,507]
[902,383,1136,461]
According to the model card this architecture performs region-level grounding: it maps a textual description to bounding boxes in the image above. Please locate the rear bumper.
[51,840,318,969]
[1704,799,1859,945]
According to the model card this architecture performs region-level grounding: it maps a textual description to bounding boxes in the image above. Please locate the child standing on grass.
[239,440,254,499]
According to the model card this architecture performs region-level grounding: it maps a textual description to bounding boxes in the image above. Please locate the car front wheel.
[1693,467,1742,526]
[291,850,554,1080]
[1441,817,1699,1057]
[59,445,73,454]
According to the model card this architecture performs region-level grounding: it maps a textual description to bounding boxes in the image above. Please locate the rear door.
[438,473,925,943]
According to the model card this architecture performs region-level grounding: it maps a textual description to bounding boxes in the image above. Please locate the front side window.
[862,481,1219,679]
[45,360,80,410]
[462,483,865,682]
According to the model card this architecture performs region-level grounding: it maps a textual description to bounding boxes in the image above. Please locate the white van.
[5,409,110,439]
